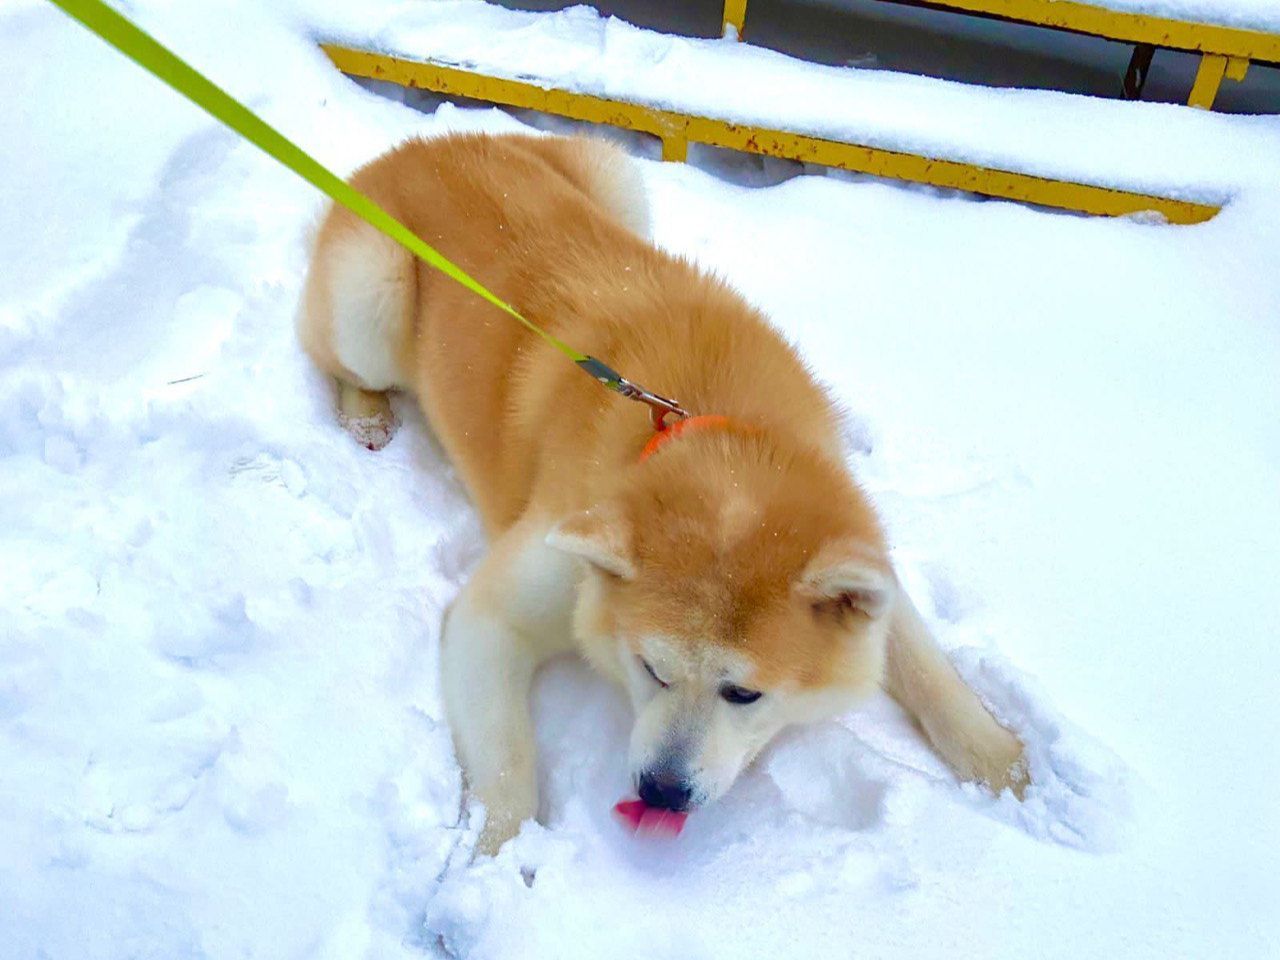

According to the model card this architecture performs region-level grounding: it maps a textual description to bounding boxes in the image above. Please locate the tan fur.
[298,133,1027,854]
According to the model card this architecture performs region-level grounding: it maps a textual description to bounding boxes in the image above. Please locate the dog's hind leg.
[440,518,579,855]
[297,216,414,450]
[884,593,1028,796]
[335,384,396,452]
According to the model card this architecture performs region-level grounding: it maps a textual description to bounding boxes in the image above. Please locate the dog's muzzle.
[637,770,695,812]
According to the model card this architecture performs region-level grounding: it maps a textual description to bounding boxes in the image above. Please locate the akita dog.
[298,132,1027,854]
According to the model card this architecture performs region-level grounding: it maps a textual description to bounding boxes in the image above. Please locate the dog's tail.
[296,134,649,394]
[296,203,415,393]
[533,136,651,240]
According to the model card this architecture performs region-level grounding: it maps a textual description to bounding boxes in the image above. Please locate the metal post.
[722,0,748,40]
[1188,53,1227,108]
[1122,43,1155,99]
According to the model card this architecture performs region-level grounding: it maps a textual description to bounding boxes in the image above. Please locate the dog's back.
[297,133,644,395]
[299,133,842,530]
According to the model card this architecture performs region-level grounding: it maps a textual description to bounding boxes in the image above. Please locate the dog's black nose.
[638,771,693,812]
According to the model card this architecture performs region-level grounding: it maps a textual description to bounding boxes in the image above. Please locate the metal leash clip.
[616,379,690,430]
[577,356,690,430]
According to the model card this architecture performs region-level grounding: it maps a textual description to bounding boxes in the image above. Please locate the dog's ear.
[545,505,636,580]
[798,541,895,620]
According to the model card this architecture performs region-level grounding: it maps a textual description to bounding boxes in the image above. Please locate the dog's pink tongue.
[613,798,688,838]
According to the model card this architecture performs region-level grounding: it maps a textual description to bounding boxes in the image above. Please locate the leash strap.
[48,0,687,423]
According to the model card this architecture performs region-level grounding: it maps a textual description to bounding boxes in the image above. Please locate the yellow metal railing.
[321,44,1218,224]
[722,0,1278,110]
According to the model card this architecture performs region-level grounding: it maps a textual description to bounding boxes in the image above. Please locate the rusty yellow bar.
[321,44,1219,225]
[1225,56,1251,81]
[881,0,1280,61]
[722,0,749,39]
[661,134,689,162]
[1188,53,1228,107]
[716,0,1275,110]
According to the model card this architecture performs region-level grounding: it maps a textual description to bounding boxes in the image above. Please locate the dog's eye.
[641,658,668,688]
[720,684,763,705]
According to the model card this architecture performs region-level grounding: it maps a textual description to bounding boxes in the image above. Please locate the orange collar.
[639,415,748,462]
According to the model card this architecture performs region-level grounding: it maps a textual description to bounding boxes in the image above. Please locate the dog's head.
[547,430,894,814]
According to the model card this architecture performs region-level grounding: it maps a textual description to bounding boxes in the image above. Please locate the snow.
[635,0,1280,114]
[2,1,1279,958]
[313,1,1280,203]
[1062,0,1280,33]
[816,0,1280,34]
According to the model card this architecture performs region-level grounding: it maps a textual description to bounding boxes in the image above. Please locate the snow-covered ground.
[501,0,1280,114]
[1047,0,1280,32]
[2,1,1279,958]
[320,1,1280,201]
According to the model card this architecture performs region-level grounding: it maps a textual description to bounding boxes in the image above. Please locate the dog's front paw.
[469,776,537,859]
[473,803,526,858]
[978,726,1030,800]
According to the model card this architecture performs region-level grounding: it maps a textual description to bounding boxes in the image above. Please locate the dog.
[297,132,1027,854]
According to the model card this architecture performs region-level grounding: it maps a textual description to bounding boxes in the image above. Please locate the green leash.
[48,0,688,426]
